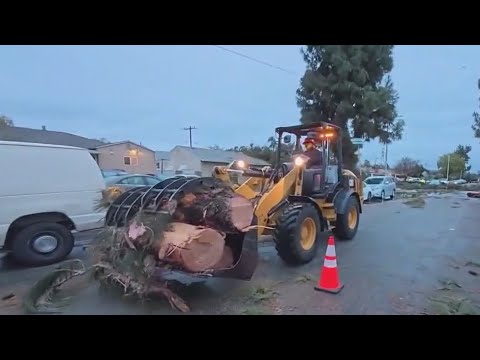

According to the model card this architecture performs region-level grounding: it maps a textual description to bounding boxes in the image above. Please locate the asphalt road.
[1,191,479,315]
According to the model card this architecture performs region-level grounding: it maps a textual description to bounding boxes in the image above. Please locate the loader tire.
[332,195,360,240]
[274,203,321,266]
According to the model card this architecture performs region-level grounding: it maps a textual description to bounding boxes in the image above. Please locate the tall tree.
[472,78,480,139]
[454,144,472,172]
[393,157,425,177]
[296,45,404,169]
[437,153,465,178]
[362,159,371,167]
[267,136,277,151]
[0,115,14,127]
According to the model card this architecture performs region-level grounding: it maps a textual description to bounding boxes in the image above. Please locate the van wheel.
[10,222,74,267]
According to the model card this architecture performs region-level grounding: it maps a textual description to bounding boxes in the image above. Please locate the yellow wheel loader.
[105,122,363,282]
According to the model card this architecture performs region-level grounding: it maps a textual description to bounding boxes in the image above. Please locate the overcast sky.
[1,45,479,171]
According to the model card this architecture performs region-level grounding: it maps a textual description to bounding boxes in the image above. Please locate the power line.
[183,126,197,148]
[213,45,299,76]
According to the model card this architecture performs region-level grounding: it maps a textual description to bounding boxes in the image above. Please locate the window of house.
[124,156,138,165]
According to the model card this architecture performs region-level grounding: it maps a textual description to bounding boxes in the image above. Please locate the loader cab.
[275,122,347,198]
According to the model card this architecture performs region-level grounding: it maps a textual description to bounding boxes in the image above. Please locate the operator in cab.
[302,137,323,168]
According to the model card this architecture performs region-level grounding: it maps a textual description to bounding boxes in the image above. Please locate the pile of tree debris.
[25,179,255,314]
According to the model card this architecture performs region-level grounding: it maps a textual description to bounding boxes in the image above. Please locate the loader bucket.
[154,218,259,282]
[210,216,259,281]
[104,176,259,281]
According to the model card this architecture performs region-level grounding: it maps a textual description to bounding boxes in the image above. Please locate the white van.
[0,141,106,266]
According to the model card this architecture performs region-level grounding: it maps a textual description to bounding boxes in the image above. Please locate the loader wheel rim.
[300,217,316,251]
[348,207,358,230]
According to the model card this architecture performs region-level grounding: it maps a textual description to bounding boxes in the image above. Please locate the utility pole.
[384,142,388,174]
[159,158,168,174]
[183,126,197,148]
[446,155,451,181]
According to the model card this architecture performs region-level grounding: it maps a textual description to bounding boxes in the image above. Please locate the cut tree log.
[157,222,226,273]
[173,189,254,233]
[212,246,235,270]
[227,195,255,231]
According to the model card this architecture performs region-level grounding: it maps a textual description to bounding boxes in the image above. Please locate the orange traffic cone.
[314,236,344,294]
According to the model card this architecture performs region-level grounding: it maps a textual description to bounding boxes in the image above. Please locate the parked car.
[0,141,106,266]
[427,179,442,186]
[101,169,128,178]
[406,177,426,184]
[364,175,396,200]
[105,174,162,191]
[363,181,374,202]
[146,173,201,181]
[173,174,200,179]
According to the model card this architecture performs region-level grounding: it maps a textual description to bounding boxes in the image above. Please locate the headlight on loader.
[294,157,306,167]
[237,160,246,169]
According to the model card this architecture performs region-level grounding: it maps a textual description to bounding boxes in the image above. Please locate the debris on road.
[465,261,480,268]
[428,294,480,315]
[238,284,280,315]
[1,293,15,301]
[451,201,462,208]
[295,274,315,283]
[403,197,426,208]
[437,279,462,291]
[23,259,86,314]
[249,285,279,303]
[465,261,480,277]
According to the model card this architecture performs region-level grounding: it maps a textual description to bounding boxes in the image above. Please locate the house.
[95,141,157,174]
[0,125,104,150]
[0,126,157,174]
[167,145,271,176]
[155,151,171,173]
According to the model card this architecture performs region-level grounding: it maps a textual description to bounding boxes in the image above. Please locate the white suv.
[364,176,396,200]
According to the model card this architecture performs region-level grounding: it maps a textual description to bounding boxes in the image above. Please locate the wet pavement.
[1,191,479,315]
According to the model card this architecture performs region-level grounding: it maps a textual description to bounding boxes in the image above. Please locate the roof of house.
[155,151,171,160]
[174,146,271,166]
[0,126,104,149]
[96,140,154,152]
[0,140,91,151]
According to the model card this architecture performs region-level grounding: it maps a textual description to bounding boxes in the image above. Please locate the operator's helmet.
[303,137,316,146]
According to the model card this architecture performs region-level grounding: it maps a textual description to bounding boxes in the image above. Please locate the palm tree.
[267,136,277,151]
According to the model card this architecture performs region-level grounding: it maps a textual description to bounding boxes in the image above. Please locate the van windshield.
[365,178,384,185]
